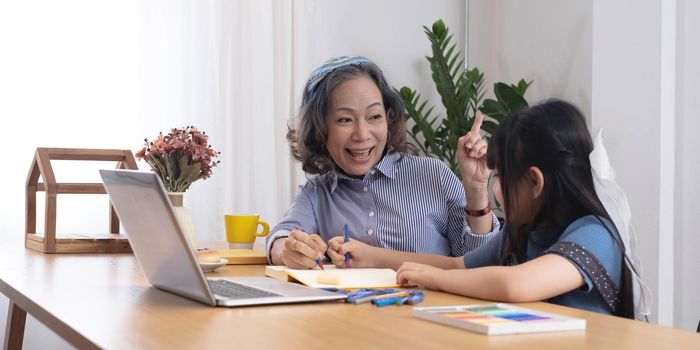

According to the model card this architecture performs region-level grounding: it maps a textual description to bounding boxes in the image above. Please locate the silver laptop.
[99,169,345,307]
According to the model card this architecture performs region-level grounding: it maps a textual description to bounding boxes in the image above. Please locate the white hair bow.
[590,129,652,321]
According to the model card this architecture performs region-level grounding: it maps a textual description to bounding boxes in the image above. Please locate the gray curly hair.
[287,56,413,175]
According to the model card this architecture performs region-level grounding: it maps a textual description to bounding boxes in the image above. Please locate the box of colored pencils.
[412,303,586,335]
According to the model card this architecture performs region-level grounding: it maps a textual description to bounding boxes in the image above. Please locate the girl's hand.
[396,262,445,290]
[272,230,327,269]
[457,112,490,190]
[327,236,378,268]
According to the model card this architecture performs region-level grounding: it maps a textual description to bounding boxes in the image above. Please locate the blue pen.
[372,297,404,307]
[343,224,350,267]
[346,289,405,304]
[403,292,424,305]
[315,258,325,270]
[345,289,373,302]
[347,289,389,304]
[351,295,379,304]
[353,291,398,304]
[347,292,377,304]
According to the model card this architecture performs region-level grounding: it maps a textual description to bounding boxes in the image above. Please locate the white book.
[412,303,586,335]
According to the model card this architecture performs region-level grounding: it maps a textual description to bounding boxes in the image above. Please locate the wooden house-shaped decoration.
[25,148,137,253]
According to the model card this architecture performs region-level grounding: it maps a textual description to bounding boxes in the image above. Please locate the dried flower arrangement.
[135,126,220,192]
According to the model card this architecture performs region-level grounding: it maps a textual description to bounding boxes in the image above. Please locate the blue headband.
[302,56,375,103]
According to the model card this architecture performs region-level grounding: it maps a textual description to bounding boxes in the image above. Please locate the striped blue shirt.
[266,151,500,260]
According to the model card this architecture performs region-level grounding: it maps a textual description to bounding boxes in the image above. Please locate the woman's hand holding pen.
[396,262,445,290]
[272,230,326,269]
[327,236,378,268]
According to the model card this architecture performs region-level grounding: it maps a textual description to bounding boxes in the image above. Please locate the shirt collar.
[374,151,401,179]
[327,151,402,193]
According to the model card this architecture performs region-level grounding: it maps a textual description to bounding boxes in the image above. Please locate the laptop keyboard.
[208,279,282,299]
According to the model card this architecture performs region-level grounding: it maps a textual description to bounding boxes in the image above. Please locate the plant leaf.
[394,18,531,177]
[494,82,529,113]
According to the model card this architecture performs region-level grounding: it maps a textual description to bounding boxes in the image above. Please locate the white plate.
[199,258,229,273]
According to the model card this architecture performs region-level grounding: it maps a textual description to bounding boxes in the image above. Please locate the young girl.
[327,99,640,318]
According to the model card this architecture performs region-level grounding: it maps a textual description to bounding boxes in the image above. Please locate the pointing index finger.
[470,112,484,133]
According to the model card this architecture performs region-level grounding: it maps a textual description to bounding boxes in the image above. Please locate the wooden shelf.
[36,183,107,194]
[25,233,131,254]
[25,147,137,254]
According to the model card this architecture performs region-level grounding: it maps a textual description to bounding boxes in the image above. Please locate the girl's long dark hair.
[486,99,634,318]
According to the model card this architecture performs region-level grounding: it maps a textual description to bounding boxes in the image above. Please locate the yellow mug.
[224,214,269,249]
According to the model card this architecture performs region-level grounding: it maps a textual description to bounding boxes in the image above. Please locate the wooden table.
[1,241,698,349]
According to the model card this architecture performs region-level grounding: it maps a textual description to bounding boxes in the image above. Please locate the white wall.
[294,0,465,105]
[591,0,672,325]
[675,0,700,332]
[467,0,592,119]
[469,0,699,330]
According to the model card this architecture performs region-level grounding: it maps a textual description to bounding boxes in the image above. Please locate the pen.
[343,224,350,267]
[372,291,410,300]
[351,295,379,304]
[403,292,424,305]
[312,235,324,269]
[347,291,378,304]
[346,289,401,304]
[372,297,404,307]
[315,258,325,270]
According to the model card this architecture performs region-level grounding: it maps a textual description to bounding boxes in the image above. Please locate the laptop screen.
[100,169,216,305]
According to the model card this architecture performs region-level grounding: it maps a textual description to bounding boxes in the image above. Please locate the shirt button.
[368,211,374,217]
[370,170,376,175]
[363,186,368,192]
[367,229,374,235]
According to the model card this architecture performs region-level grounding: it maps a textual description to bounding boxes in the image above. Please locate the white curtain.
[140,0,300,246]
[0,0,141,241]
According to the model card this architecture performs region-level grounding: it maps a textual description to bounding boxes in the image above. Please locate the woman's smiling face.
[325,74,388,177]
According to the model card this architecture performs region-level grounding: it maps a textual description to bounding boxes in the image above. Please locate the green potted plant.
[396,19,532,178]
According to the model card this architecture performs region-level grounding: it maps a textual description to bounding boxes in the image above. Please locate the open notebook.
[265,266,400,289]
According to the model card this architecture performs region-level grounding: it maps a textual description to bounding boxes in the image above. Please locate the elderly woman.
[268,56,499,269]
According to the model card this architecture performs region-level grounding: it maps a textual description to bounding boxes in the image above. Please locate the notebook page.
[265,265,399,289]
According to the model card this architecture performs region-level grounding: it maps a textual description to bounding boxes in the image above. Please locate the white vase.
[168,192,197,249]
